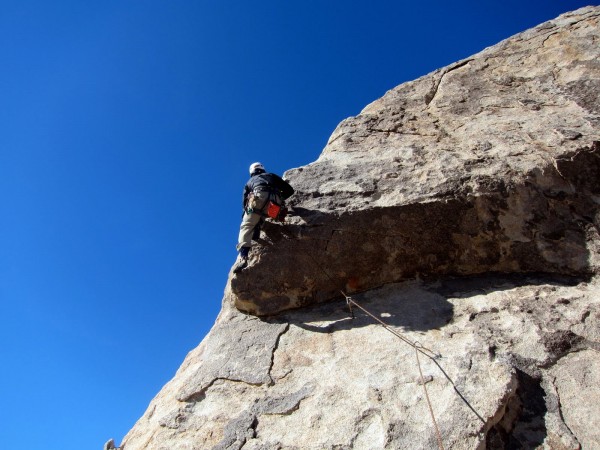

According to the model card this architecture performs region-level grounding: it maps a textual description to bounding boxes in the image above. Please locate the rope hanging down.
[276,226,486,448]
[342,291,445,450]
[295,234,444,447]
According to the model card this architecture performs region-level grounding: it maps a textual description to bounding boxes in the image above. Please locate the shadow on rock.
[278,281,455,334]
[422,272,589,299]
[487,369,548,450]
[268,279,489,427]
[259,273,588,336]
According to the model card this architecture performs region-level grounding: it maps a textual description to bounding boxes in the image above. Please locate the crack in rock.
[177,318,289,402]
[211,384,315,450]
[425,59,474,106]
[268,323,290,383]
[551,375,582,449]
[485,369,548,449]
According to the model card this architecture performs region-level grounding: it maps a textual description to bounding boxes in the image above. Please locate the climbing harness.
[247,187,287,221]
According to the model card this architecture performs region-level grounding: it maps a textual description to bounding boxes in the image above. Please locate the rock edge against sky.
[121,7,600,449]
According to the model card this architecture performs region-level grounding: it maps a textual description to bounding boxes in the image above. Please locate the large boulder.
[121,7,600,450]
[231,6,600,316]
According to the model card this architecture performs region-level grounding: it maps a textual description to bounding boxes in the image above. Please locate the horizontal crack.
[181,377,265,403]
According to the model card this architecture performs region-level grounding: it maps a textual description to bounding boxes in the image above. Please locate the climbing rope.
[272,224,490,448]
[298,240,445,448]
[342,292,444,450]
[341,292,439,359]
[415,344,445,450]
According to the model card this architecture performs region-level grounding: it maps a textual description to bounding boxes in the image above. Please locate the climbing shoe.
[233,256,248,274]
[233,247,250,274]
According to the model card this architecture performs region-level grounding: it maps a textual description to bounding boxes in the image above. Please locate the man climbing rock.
[233,162,294,273]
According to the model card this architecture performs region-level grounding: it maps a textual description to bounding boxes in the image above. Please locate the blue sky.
[0,1,593,448]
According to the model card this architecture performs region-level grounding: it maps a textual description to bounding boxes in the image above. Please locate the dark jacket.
[242,172,294,209]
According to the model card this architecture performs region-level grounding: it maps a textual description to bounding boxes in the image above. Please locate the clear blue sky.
[0,1,592,448]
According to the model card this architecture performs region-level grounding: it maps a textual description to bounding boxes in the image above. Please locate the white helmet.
[249,162,265,175]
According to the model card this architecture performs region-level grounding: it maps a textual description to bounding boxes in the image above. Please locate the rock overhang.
[231,142,599,316]
[230,7,600,316]
[121,8,600,450]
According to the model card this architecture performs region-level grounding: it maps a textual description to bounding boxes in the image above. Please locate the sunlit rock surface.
[122,7,600,449]
[231,6,600,316]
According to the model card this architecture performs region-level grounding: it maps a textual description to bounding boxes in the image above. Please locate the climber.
[233,162,294,274]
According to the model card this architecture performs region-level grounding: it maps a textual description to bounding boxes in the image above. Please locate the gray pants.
[237,190,271,251]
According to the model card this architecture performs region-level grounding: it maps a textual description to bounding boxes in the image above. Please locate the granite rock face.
[122,275,600,449]
[121,7,600,450]
[232,6,600,316]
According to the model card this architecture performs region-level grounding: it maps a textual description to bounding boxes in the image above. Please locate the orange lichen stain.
[346,276,361,292]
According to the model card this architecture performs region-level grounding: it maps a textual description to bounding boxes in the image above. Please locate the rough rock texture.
[122,275,600,449]
[121,7,600,450]
[231,6,600,316]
